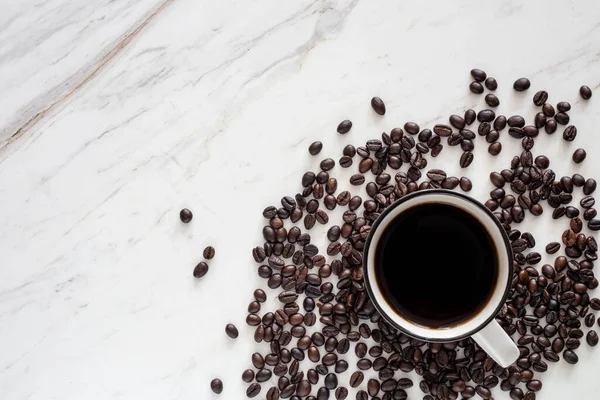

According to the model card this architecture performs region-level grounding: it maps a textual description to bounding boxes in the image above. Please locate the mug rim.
[362,189,514,342]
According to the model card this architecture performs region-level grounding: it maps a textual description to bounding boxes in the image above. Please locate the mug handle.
[471,319,519,368]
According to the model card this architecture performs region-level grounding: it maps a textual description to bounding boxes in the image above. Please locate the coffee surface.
[375,202,498,328]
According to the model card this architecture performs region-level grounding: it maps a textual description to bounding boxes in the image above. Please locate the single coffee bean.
[573,148,586,163]
[584,179,597,195]
[460,151,474,168]
[225,323,239,339]
[587,330,599,346]
[485,77,497,90]
[546,242,560,254]
[247,383,261,398]
[489,142,502,155]
[211,378,223,394]
[465,109,476,124]
[533,90,548,106]
[477,109,495,122]
[470,81,484,94]
[460,177,472,192]
[563,125,577,141]
[556,112,570,125]
[563,350,579,364]
[470,68,487,82]
[545,119,558,134]
[514,78,531,91]
[203,246,216,260]
[580,85,593,100]
[485,94,500,107]
[337,120,352,134]
[193,262,209,278]
[350,174,365,186]
[433,124,453,137]
[534,112,547,128]
[371,97,386,115]
[309,141,323,155]
[179,208,193,223]
[349,371,364,388]
[449,115,466,129]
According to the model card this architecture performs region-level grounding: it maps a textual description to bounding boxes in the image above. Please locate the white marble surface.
[0,0,599,399]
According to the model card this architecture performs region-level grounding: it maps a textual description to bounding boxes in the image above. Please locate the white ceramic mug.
[363,189,519,367]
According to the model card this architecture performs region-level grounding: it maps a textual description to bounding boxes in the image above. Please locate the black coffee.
[375,202,498,328]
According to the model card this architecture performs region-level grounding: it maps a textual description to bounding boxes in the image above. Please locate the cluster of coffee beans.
[214,71,597,400]
[193,246,215,279]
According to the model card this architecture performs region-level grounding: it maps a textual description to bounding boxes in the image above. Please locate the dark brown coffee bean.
[433,124,453,137]
[449,115,466,129]
[470,68,487,82]
[587,330,599,346]
[477,109,495,122]
[247,383,261,398]
[485,94,499,107]
[589,219,600,231]
[556,112,570,125]
[209,378,223,394]
[532,90,549,107]
[489,142,502,155]
[202,246,216,260]
[486,130,499,143]
[309,141,323,155]
[514,78,531,91]
[534,112,547,128]
[580,85,593,100]
[563,350,578,364]
[350,174,365,186]
[508,115,526,127]
[546,242,560,254]
[356,390,368,400]
[337,120,352,134]
[584,179,597,195]
[572,148,587,163]
[563,125,577,141]
[460,177,472,192]
[179,208,193,223]
[460,151,473,168]
[470,81,484,94]
[193,262,209,278]
[371,97,386,115]
[465,109,477,124]
[349,371,364,388]
[482,76,497,90]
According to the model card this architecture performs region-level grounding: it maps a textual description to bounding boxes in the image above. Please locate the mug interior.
[363,190,513,341]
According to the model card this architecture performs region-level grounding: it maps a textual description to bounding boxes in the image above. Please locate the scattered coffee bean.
[203,246,215,260]
[371,97,386,115]
[211,378,223,394]
[193,262,209,278]
[514,78,531,91]
[309,141,323,155]
[179,208,193,223]
[337,120,352,134]
[580,85,592,100]
[573,148,586,163]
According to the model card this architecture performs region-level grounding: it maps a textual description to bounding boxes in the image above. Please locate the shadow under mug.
[363,189,519,367]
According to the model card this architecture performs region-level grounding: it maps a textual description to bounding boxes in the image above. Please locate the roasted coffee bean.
[584,179,597,195]
[580,85,593,100]
[478,109,495,122]
[460,151,474,168]
[309,141,323,155]
[513,78,531,91]
[433,124,453,137]
[563,125,577,142]
[470,68,487,82]
[337,120,352,134]
[563,350,578,364]
[485,94,500,107]
[470,81,484,94]
[587,330,599,346]
[572,148,587,163]
[533,90,549,106]
[545,119,557,134]
[247,383,261,398]
[534,112,547,128]
[193,262,209,278]
[210,378,223,394]
[349,371,364,388]
[489,142,502,155]
[371,97,386,115]
[483,76,497,90]
[350,174,365,186]
[460,177,472,192]
[179,208,193,223]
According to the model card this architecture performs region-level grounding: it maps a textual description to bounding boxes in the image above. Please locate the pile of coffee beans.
[209,71,597,399]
